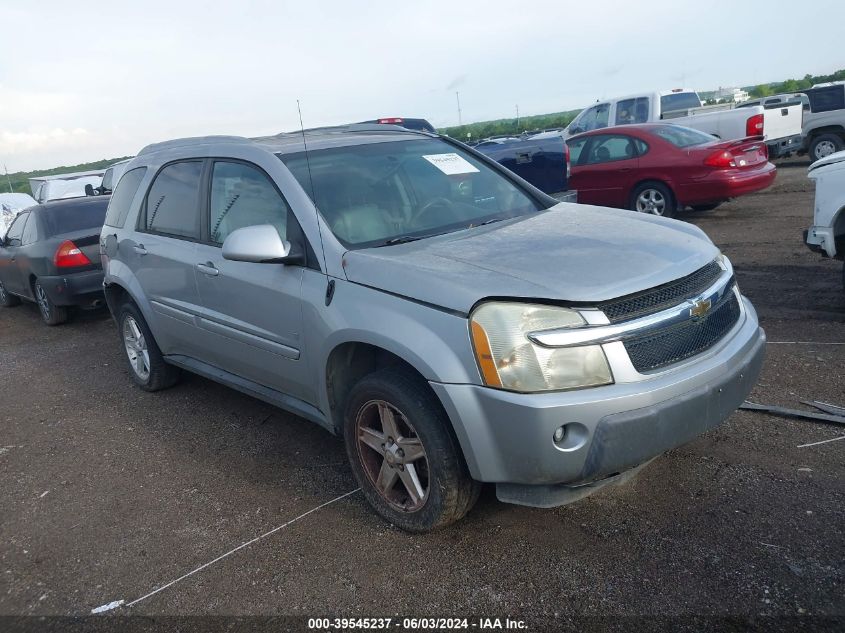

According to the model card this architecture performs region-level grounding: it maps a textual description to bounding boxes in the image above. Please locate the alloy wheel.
[0,281,7,303]
[35,284,51,320]
[355,400,429,512]
[635,189,666,215]
[815,140,837,160]
[123,315,151,381]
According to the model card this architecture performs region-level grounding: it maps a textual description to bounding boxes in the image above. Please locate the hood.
[808,149,845,173]
[343,203,719,314]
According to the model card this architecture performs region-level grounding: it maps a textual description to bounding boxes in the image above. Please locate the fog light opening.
[552,422,589,452]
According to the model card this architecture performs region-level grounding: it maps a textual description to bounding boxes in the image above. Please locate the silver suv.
[100,125,766,531]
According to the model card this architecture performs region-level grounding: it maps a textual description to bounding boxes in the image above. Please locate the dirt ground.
[1,157,843,631]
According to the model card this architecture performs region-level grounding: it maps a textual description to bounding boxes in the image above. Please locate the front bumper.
[430,295,765,507]
[39,270,105,307]
[804,226,837,258]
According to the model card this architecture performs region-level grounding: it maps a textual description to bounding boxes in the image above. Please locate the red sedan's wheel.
[630,182,676,218]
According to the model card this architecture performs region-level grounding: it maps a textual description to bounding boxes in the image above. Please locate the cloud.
[0,127,90,154]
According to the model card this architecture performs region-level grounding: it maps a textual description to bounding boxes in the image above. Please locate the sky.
[0,0,843,172]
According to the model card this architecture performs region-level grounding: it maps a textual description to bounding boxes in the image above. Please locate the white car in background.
[29,170,105,203]
[0,192,37,238]
[804,150,845,288]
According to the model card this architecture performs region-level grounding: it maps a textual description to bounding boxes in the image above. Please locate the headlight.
[469,302,613,392]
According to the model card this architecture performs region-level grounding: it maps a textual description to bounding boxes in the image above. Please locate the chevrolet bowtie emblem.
[689,298,712,320]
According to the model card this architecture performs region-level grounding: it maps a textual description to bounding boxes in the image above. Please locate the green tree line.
[439,110,581,143]
[746,68,845,98]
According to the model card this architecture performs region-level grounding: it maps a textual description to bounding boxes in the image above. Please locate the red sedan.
[567,124,776,218]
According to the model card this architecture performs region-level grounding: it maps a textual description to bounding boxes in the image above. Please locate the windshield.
[280,138,542,248]
[652,125,716,148]
[659,92,701,114]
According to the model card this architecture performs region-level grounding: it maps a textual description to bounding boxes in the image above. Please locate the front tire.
[344,367,480,532]
[630,182,676,218]
[117,302,181,391]
[0,280,21,307]
[809,134,843,163]
[34,280,68,326]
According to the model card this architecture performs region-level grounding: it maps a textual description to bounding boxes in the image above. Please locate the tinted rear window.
[660,92,702,115]
[42,200,108,237]
[652,125,716,148]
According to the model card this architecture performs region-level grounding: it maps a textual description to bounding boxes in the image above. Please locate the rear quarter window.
[104,167,147,228]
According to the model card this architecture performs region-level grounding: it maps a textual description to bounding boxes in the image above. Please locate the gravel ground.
[1,157,843,631]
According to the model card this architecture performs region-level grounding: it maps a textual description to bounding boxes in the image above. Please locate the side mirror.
[221,224,304,265]
[85,184,96,196]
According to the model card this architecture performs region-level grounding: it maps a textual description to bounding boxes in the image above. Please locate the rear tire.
[117,302,181,392]
[34,279,68,326]
[809,134,843,163]
[630,181,676,218]
[344,366,480,532]
[690,203,721,212]
[0,280,21,307]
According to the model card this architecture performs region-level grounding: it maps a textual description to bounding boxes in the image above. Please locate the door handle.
[133,244,147,256]
[196,262,219,276]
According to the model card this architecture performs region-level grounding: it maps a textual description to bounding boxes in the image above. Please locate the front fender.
[300,273,481,429]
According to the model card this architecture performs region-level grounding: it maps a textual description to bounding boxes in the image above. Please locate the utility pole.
[4,165,12,193]
[516,104,520,130]
[455,91,463,126]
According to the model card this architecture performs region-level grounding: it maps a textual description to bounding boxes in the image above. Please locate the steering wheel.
[411,197,455,227]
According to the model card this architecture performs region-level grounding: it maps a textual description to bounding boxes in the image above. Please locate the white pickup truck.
[564,89,804,157]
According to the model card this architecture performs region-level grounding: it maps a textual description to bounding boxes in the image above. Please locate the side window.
[584,135,638,165]
[21,213,37,245]
[5,212,28,246]
[615,97,650,124]
[209,161,291,244]
[144,161,203,239]
[105,167,147,228]
[633,138,649,155]
[566,137,589,165]
[807,86,845,113]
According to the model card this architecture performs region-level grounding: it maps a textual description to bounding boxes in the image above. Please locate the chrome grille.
[600,260,723,324]
[623,286,741,373]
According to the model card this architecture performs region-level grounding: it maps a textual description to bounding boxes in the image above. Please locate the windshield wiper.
[476,217,505,227]
[382,235,423,246]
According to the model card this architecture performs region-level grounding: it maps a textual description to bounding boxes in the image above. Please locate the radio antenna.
[297,99,328,272]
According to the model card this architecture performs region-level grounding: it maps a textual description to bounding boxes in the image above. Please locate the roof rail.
[257,123,433,140]
[137,135,250,156]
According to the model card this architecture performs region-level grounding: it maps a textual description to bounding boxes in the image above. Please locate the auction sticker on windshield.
[422,153,480,175]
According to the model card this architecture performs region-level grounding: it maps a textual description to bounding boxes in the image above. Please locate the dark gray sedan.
[0,196,109,325]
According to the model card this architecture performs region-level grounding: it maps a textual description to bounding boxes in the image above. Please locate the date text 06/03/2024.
[307,617,528,630]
